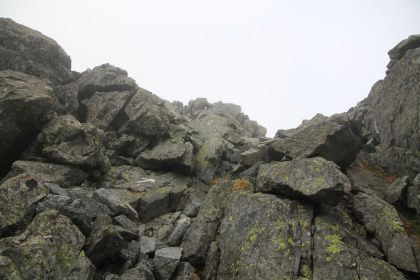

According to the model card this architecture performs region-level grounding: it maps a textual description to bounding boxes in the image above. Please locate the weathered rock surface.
[0,18,73,84]
[256,157,351,205]
[153,247,182,280]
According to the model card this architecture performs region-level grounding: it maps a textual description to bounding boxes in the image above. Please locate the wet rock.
[0,18,73,84]
[269,113,361,167]
[353,192,418,273]
[0,174,48,237]
[0,210,95,280]
[256,157,351,206]
[182,180,233,266]
[217,192,313,279]
[76,63,137,100]
[153,247,182,280]
[37,115,105,168]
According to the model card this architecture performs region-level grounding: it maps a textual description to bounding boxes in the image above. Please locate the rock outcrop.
[0,18,420,280]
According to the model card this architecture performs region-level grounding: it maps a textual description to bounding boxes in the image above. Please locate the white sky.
[1,1,419,137]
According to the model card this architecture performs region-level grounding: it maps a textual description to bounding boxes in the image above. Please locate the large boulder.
[256,157,351,205]
[0,210,95,280]
[76,63,137,101]
[387,34,420,71]
[36,115,105,168]
[217,192,313,279]
[0,70,55,175]
[0,18,73,85]
[270,113,361,166]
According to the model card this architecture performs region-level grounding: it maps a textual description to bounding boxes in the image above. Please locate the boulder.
[80,90,134,130]
[0,18,73,84]
[153,247,182,280]
[140,236,156,255]
[384,176,409,204]
[118,260,155,280]
[0,174,48,237]
[93,188,139,222]
[240,145,269,168]
[0,70,55,175]
[353,192,418,273]
[217,192,313,279]
[167,215,191,246]
[270,113,361,166]
[193,138,225,184]
[387,34,420,70]
[182,180,233,265]
[37,115,105,168]
[346,166,389,199]
[44,82,79,120]
[256,157,351,206]
[171,261,196,280]
[203,242,220,280]
[0,210,95,280]
[76,63,137,100]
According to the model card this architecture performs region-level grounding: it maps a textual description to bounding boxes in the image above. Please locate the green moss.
[299,263,312,279]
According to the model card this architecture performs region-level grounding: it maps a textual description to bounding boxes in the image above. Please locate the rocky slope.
[0,17,420,280]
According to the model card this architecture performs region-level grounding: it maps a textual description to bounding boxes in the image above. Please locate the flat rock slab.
[256,157,351,205]
[153,247,182,280]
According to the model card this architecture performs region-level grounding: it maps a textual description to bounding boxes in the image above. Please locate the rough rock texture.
[256,157,351,205]
[0,18,73,84]
[1,20,420,280]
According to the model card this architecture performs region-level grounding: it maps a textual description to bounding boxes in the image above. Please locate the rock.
[182,180,233,266]
[172,261,196,280]
[93,188,139,222]
[118,260,155,280]
[193,138,225,184]
[114,215,139,236]
[136,139,194,174]
[45,82,79,120]
[153,247,182,280]
[85,215,126,265]
[0,70,55,175]
[217,192,313,279]
[346,166,389,199]
[238,161,264,180]
[387,34,420,70]
[353,192,418,273]
[240,145,269,168]
[182,202,201,217]
[269,113,361,166]
[45,182,68,196]
[76,63,137,100]
[167,216,191,246]
[0,18,73,84]
[2,160,88,188]
[37,115,105,168]
[0,174,48,237]
[256,157,351,206]
[80,90,134,130]
[203,242,220,280]
[407,173,420,209]
[0,210,95,280]
[140,236,156,255]
[312,214,407,280]
[385,176,409,204]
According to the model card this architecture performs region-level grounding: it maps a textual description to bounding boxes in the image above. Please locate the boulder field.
[1,18,420,280]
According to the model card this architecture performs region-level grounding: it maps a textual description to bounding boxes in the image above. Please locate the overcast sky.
[1,1,419,137]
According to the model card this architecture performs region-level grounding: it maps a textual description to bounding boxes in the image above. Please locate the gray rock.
[0,18,73,84]
[269,113,361,167]
[153,247,182,280]
[238,161,264,180]
[182,180,233,265]
[353,192,418,273]
[93,188,139,222]
[167,216,191,246]
[44,83,79,120]
[385,176,409,204]
[76,63,137,100]
[140,236,156,255]
[182,202,201,217]
[0,174,48,236]
[240,145,269,168]
[387,34,420,70]
[203,242,220,280]
[36,194,73,213]
[256,157,351,206]
[217,192,313,280]
[118,260,155,280]
[0,210,95,280]
[346,166,388,199]
[407,174,420,209]
[37,115,105,168]
[171,261,196,280]
[114,215,139,236]
[193,138,225,184]
[2,160,88,188]
[45,182,68,196]
[80,90,134,130]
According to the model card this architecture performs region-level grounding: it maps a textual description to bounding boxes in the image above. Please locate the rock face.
[0,19,419,280]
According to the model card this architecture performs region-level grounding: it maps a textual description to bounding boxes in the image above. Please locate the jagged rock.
[44,82,79,120]
[203,242,220,280]
[217,192,313,279]
[182,180,233,266]
[256,157,351,206]
[80,90,134,130]
[76,64,137,100]
[193,138,225,184]
[136,139,194,174]
[0,210,95,280]
[153,247,182,280]
[385,176,409,204]
[118,240,141,274]
[114,215,139,236]
[407,173,420,209]
[270,113,361,166]
[346,166,388,199]
[93,188,139,222]
[36,115,105,168]
[45,182,68,196]
[86,215,126,265]
[120,88,172,139]
[0,70,55,175]
[172,262,196,280]
[0,18,73,84]
[313,215,407,280]
[182,202,201,217]
[240,145,269,168]
[2,160,88,188]
[387,34,420,70]
[140,236,156,255]
[0,174,48,237]
[353,192,418,273]
[118,260,155,280]
[167,215,191,246]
